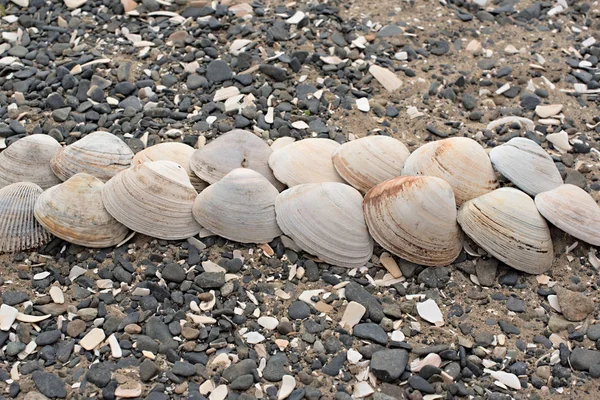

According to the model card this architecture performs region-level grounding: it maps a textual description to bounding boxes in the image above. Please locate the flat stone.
[32,371,66,398]
[353,323,387,345]
[371,349,409,382]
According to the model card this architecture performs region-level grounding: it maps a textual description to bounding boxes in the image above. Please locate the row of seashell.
[0,129,598,275]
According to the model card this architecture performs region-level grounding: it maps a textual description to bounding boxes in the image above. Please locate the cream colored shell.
[192,168,282,243]
[275,182,373,268]
[489,137,563,196]
[101,160,201,240]
[133,142,208,192]
[363,176,462,267]
[0,135,62,189]
[0,182,52,253]
[269,138,346,187]
[458,187,554,274]
[535,184,600,246]
[402,137,497,206]
[189,129,283,190]
[332,136,410,193]
[51,131,134,182]
[34,173,129,248]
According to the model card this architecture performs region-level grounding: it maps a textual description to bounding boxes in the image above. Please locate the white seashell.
[275,183,373,268]
[369,65,402,92]
[535,184,600,246]
[0,182,52,253]
[278,375,296,400]
[269,138,346,187]
[230,39,252,55]
[51,131,134,182]
[402,137,497,206]
[0,135,62,189]
[190,129,283,190]
[0,304,18,331]
[458,187,553,274]
[16,313,51,323]
[489,137,563,196]
[64,0,87,8]
[356,98,370,112]
[535,104,563,118]
[417,299,444,326]
[271,137,296,152]
[546,131,572,153]
[363,176,462,267]
[192,168,282,244]
[410,353,442,372]
[102,160,201,240]
[486,116,535,132]
[332,136,410,193]
[132,142,208,192]
[34,173,129,248]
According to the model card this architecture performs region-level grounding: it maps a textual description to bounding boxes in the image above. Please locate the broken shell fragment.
[275,182,373,268]
[363,176,462,267]
[458,187,553,274]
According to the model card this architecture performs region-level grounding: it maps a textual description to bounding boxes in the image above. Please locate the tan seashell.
[189,129,283,190]
[402,137,497,206]
[363,176,462,267]
[34,173,129,248]
[192,168,282,244]
[535,184,600,246]
[489,137,563,196]
[275,182,373,268]
[458,187,553,274]
[102,160,201,240]
[0,182,52,253]
[269,138,346,187]
[132,142,208,192]
[51,131,134,182]
[0,135,62,189]
[332,136,410,193]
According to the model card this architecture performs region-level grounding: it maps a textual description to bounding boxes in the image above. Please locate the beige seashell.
[51,131,134,182]
[0,135,62,189]
[34,173,129,248]
[102,160,201,240]
[369,65,402,92]
[192,168,282,244]
[275,182,373,268]
[401,137,497,206]
[0,182,52,253]
[363,176,462,267]
[457,187,553,274]
[489,137,563,196]
[535,184,600,246]
[269,138,346,187]
[190,129,283,190]
[332,136,410,193]
[132,142,208,192]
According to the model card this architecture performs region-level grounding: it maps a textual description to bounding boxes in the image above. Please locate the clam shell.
[132,142,208,192]
[363,176,462,267]
[332,136,410,193]
[102,160,201,240]
[51,131,134,182]
[402,137,497,205]
[535,184,600,246]
[457,187,553,274]
[489,137,563,196]
[34,173,129,248]
[269,138,346,187]
[189,129,283,190]
[0,135,62,189]
[275,182,373,268]
[0,182,52,253]
[192,168,282,243]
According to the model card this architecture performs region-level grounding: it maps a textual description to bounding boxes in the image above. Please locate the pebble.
[371,349,409,381]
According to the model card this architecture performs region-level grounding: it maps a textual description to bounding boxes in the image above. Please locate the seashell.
[0,135,62,189]
[275,182,373,268]
[269,138,346,187]
[133,142,208,192]
[401,137,497,206]
[332,136,410,193]
[363,176,462,267]
[457,187,553,274]
[489,137,563,196]
[535,184,600,246]
[192,168,282,244]
[102,160,201,240]
[0,182,52,253]
[189,129,283,190]
[34,173,129,248]
[51,131,134,182]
